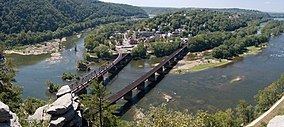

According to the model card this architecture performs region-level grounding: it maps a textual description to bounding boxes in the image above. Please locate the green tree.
[236,100,255,125]
[94,44,111,59]
[132,43,147,59]
[81,81,119,127]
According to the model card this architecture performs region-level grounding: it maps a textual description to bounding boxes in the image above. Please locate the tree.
[21,97,46,115]
[236,100,255,125]
[132,43,147,59]
[134,104,193,127]
[0,58,22,112]
[94,45,111,59]
[81,81,119,127]
[46,80,60,93]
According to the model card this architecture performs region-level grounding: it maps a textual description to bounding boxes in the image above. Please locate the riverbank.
[4,33,84,56]
[4,38,66,55]
[171,44,267,74]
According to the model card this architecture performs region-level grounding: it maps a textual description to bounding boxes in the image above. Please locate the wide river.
[8,27,284,118]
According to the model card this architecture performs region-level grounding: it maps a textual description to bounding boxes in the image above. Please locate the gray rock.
[28,105,51,122]
[0,101,12,122]
[72,101,80,111]
[68,111,82,127]
[50,107,76,127]
[268,115,284,127]
[56,85,71,97]
[47,93,73,115]
[49,117,65,127]
[9,112,21,127]
[0,101,21,127]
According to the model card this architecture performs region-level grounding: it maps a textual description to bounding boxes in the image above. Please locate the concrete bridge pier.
[170,58,176,65]
[148,74,156,82]
[97,75,104,83]
[137,82,145,91]
[123,91,133,101]
[176,53,184,60]
[109,66,118,74]
[157,67,164,75]
[164,61,172,69]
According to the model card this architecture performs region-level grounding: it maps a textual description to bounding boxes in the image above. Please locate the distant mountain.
[268,12,284,18]
[0,0,148,35]
[142,7,270,19]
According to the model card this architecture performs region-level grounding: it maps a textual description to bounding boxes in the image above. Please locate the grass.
[189,60,230,72]
[240,44,267,57]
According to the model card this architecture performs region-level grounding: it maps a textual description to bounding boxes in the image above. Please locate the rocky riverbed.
[5,38,67,56]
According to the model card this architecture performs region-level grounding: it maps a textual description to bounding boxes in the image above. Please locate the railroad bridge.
[65,43,188,115]
[107,45,188,105]
[70,53,132,94]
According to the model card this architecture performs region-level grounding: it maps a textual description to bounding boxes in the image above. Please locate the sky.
[100,0,284,13]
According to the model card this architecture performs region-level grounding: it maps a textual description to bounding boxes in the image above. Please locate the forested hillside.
[142,7,270,19]
[0,0,148,46]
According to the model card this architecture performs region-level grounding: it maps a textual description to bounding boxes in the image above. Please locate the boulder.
[0,101,12,122]
[56,85,71,97]
[28,105,51,122]
[45,94,82,127]
[0,101,21,127]
[9,112,21,127]
[47,93,73,115]
[49,117,65,127]
[68,111,82,127]
[50,107,76,127]
[268,115,284,127]
[72,101,80,111]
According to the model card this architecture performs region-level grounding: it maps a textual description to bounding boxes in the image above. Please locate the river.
[7,32,91,98]
[8,24,284,119]
[110,34,284,119]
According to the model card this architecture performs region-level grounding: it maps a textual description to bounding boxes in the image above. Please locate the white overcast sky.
[100,0,284,12]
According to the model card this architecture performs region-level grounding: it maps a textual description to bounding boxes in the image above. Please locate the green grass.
[189,60,230,72]
[240,44,266,57]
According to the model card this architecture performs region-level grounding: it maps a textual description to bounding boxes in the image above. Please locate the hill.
[0,0,148,46]
[142,7,270,19]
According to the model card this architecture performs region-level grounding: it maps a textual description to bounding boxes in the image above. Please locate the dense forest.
[0,0,148,47]
[142,7,271,18]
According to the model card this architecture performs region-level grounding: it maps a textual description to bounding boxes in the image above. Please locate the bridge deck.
[108,45,187,104]
[70,52,129,93]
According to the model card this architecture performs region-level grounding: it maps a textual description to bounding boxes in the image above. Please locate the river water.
[108,34,284,119]
[8,24,284,118]
[7,32,90,98]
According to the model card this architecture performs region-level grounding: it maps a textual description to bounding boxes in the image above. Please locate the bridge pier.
[76,87,87,95]
[164,61,172,69]
[109,66,119,74]
[123,91,132,101]
[97,75,104,83]
[157,67,164,75]
[137,82,145,91]
[148,74,156,82]
[169,58,177,66]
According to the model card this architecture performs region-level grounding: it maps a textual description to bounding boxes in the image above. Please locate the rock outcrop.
[29,85,82,127]
[0,101,21,127]
[48,92,82,127]
[56,85,71,97]
[267,115,284,127]
[28,105,51,122]
[28,86,82,127]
